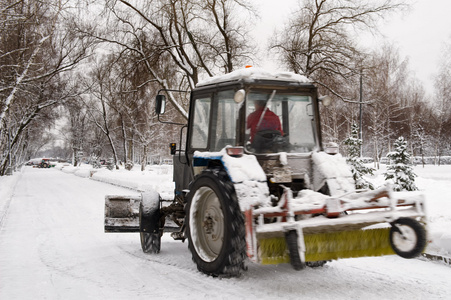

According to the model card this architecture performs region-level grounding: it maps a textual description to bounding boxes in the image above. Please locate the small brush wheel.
[285,230,305,270]
[389,218,426,258]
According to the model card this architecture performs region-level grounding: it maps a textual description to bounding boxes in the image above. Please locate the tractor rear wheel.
[140,231,160,253]
[139,203,161,253]
[389,217,426,258]
[186,169,246,277]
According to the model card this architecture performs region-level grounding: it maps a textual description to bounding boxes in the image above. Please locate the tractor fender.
[139,190,161,234]
[193,149,267,183]
[193,150,271,211]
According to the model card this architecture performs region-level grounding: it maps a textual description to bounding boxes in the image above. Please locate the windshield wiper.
[256,90,276,130]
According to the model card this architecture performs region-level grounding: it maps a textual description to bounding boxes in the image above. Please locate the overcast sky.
[253,0,451,97]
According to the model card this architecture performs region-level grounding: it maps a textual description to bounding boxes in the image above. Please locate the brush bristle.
[258,228,394,265]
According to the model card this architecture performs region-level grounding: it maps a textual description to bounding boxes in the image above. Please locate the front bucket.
[104,195,142,232]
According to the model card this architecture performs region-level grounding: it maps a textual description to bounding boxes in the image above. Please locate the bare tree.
[81,0,257,120]
[0,0,94,175]
[83,58,122,168]
[432,41,451,165]
[321,42,429,167]
[270,0,404,100]
[63,93,92,166]
[202,0,256,73]
[402,79,427,157]
[60,0,258,164]
[363,44,411,167]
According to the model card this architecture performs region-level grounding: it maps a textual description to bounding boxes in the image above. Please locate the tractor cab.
[190,84,320,154]
[157,68,331,197]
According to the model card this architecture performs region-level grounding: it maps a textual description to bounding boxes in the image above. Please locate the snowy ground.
[0,164,450,299]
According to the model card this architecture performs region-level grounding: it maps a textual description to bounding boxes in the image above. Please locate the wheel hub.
[392,225,417,252]
[191,187,225,262]
[203,215,214,234]
[203,206,223,242]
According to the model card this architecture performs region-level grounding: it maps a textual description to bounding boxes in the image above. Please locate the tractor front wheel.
[186,169,246,277]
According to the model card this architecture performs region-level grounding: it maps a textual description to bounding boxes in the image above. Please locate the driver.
[247,100,283,142]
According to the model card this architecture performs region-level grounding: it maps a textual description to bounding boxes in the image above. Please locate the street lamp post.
[359,72,363,158]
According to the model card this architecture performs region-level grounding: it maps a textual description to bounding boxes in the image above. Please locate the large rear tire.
[389,218,426,258]
[186,169,246,277]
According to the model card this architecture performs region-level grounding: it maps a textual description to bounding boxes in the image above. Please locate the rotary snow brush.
[245,186,427,268]
[258,227,395,265]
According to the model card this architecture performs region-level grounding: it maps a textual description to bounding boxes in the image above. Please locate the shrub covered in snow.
[343,123,375,190]
[384,136,418,191]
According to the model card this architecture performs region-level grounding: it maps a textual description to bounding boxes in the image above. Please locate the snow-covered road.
[1,167,450,299]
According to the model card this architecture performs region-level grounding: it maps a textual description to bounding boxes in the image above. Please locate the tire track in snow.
[116,240,252,298]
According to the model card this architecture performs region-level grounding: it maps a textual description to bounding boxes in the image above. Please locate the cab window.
[210,90,239,151]
[190,96,211,149]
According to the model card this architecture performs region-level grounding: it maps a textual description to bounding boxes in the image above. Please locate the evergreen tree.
[344,123,375,190]
[384,136,418,191]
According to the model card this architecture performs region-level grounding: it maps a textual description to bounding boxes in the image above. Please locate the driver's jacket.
[247,108,283,142]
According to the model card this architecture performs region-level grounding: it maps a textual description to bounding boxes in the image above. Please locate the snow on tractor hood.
[196,67,311,87]
[193,149,271,210]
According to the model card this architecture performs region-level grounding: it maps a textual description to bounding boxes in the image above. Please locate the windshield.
[246,90,317,154]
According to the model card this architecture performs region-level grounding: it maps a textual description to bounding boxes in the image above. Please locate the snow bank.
[90,166,174,200]
[54,163,175,199]
[0,168,23,227]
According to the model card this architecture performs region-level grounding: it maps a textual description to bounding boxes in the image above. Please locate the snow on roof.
[196,67,311,87]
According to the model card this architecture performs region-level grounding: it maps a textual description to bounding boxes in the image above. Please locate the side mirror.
[155,95,166,114]
[318,95,333,107]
